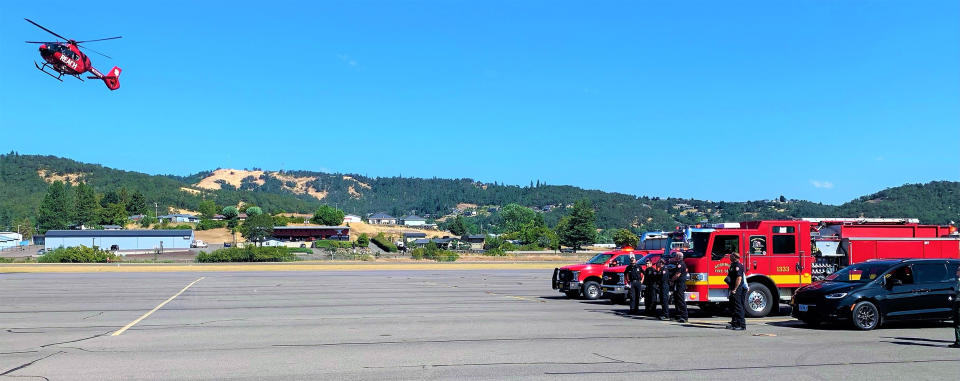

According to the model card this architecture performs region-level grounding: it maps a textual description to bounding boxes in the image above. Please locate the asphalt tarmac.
[2,270,958,380]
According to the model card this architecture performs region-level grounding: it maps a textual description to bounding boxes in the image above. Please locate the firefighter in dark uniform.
[950,265,960,348]
[669,252,689,323]
[625,256,643,314]
[658,256,672,320]
[642,259,660,316]
[726,252,747,330]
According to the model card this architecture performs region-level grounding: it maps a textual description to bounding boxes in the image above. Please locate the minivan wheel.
[582,281,601,300]
[851,301,880,330]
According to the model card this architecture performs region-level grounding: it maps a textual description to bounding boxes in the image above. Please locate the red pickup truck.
[552,248,645,300]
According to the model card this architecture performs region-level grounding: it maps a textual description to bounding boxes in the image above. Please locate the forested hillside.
[1,152,957,233]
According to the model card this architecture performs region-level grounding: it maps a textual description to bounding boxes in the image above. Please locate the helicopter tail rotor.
[88,66,121,90]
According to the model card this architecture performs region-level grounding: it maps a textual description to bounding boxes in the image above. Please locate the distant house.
[410,237,457,250]
[402,232,427,240]
[129,214,146,221]
[400,215,427,226]
[272,226,350,241]
[462,234,485,250]
[237,213,248,221]
[158,214,199,223]
[213,214,226,221]
[368,212,396,225]
[101,225,123,230]
[343,214,362,223]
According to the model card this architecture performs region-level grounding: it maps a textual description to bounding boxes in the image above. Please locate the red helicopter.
[24,18,123,91]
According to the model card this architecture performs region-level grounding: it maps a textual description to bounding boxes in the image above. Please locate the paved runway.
[2,270,958,380]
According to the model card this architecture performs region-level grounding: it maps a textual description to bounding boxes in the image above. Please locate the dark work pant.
[660,281,671,317]
[953,302,959,344]
[730,288,746,328]
[671,283,688,320]
[644,284,658,315]
[628,281,642,313]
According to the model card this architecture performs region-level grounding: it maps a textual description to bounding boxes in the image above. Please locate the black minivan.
[792,259,959,330]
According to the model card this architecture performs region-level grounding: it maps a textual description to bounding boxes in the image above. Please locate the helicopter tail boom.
[88,66,121,90]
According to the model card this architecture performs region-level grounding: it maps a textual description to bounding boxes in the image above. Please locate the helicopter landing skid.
[34,61,86,82]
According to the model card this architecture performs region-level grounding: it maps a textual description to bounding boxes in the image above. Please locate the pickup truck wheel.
[582,281,601,300]
[745,283,773,318]
[564,291,580,298]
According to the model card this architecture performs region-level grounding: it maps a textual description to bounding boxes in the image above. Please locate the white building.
[0,232,23,250]
[343,214,362,223]
[400,215,427,226]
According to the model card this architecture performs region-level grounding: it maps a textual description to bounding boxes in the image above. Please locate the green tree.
[127,190,148,215]
[612,228,639,248]
[74,182,101,227]
[448,215,468,236]
[499,203,537,233]
[241,213,274,246]
[37,181,73,232]
[14,217,35,240]
[357,233,370,247]
[198,200,218,219]
[101,202,130,227]
[557,199,597,250]
[311,205,345,226]
[222,206,239,220]
[245,206,263,217]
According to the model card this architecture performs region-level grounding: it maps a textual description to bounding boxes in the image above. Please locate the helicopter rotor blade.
[25,41,54,44]
[78,44,113,59]
[75,36,122,43]
[24,18,69,41]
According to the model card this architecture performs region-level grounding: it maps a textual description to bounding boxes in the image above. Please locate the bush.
[356,233,370,247]
[371,233,398,252]
[195,246,297,263]
[38,246,117,263]
[410,242,459,262]
[484,247,507,256]
[312,240,353,249]
[288,247,312,254]
[196,219,227,231]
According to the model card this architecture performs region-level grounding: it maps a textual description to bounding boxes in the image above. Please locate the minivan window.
[888,265,914,285]
[825,262,892,283]
[914,263,948,283]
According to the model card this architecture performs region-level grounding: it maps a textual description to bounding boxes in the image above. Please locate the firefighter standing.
[726,252,747,330]
[658,257,672,320]
[669,252,689,323]
[642,259,661,316]
[625,256,643,314]
[950,265,960,348]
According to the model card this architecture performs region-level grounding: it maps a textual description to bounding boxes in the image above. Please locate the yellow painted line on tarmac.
[0,262,563,273]
[111,277,205,336]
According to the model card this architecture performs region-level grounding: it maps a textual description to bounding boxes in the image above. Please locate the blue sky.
[1,1,957,205]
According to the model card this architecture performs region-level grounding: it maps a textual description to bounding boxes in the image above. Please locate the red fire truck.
[552,249,645,300]
[677,218,960,317]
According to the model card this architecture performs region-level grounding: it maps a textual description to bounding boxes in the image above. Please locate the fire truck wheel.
[565,291,580,298]
[850,301,880,330]
[745,284,773,318]
[582,281,602,300]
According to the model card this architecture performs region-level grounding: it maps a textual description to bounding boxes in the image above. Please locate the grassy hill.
[2,152,958,233]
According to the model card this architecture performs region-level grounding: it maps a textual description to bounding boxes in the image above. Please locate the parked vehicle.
[552,249,639,300]
[223,242,232,248]
[191,240,208,248]
[601,252,664,304]
[676,218,959,317]
[791,259,960,330]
